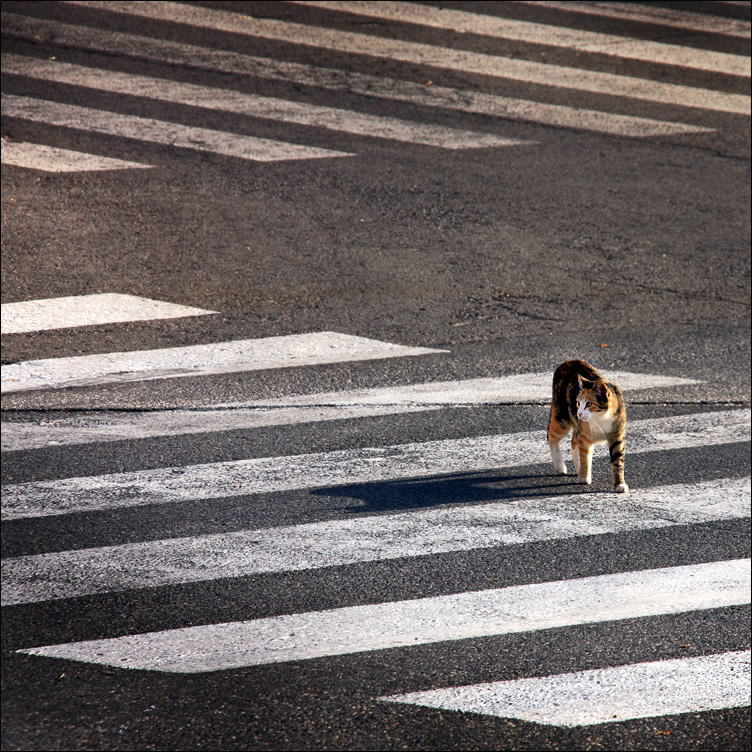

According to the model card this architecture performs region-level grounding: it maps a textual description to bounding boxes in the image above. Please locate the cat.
[547,359,628,493]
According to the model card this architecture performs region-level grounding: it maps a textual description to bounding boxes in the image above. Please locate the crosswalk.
[3,410,747,518]
[2,291,751,733]
[3,476,749,602]
[1,1,749,170]
[14,560,750,669]
[294,0,748,76]
[2,0,751,737]
[0,371,701,450]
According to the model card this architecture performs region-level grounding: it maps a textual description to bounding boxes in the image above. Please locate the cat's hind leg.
[547,410,570,475]
[609,438,629,493]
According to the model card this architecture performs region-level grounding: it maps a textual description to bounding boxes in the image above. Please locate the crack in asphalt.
[1,400,749,415]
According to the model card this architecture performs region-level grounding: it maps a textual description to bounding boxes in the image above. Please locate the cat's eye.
[585,401,592,407]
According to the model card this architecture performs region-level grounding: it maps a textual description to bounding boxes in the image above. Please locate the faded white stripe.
[1,54,529,149]
[1,293,214,335]
[521,1,751,38]
[0,371,700,451]
[15,560,750,671]
[66,1,750,114]
[299,1,750,76]
[2,477,749,606]
[2,410,748,521]
[383,650,752,727]
[0,138,152,173]
[1,13,715,138]
[0,331,446,394]
[1,94,353,162]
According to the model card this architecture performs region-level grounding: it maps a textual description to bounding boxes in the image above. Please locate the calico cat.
[548,359,628,493]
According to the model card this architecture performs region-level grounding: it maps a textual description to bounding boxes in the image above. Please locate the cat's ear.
[577,374,595,392]
[593,379,610,400]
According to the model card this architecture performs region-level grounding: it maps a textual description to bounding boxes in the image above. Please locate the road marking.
[66,1,750,115]
[14,559,750,671]
[0,293,215,335]
[1,54,530,150]
[382,650,752,727]
[2,476,748,605]
[0,137,152,173]
[0,371,699,451]
[518,1,751,39]
[299,1,750,76]
[1,13,715,140]
[2,410,748,521]
[1,94,354,163]
[0,331,446,394]
[0,370,698,450]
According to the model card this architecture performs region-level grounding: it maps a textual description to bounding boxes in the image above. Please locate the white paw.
[554,463,568,475]
[614,483,629,494]
[578,476,591,485]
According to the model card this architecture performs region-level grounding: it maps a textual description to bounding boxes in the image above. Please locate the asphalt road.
[1,1,750,750]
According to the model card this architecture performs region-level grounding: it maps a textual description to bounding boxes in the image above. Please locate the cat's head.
[576,376,610,421]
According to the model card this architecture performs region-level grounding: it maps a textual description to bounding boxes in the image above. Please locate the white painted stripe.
[2,477,748,606]
[1,55,529,149]
[0,137,151,173]
[14,560,750,671]
[0,371,700,452]
[517,1,751,39]
[1,13,714,139]
[1,293,215,335]
[2,410,748,521]
[0,331,445,394]
[299,1,750,76]
[0,404,438,453]
[66,1,751,115]
[0,94,353,163]
[382,650,752,727]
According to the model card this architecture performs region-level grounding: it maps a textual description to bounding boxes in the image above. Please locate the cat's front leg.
[609,439,629,493]
[575,441,593,485]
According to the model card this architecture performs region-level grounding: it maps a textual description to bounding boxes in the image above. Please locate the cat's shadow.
[312,469,591,514]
